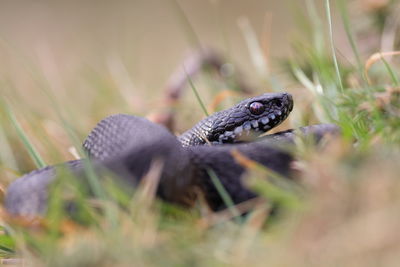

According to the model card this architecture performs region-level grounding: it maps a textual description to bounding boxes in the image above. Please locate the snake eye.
[249,102,265,115]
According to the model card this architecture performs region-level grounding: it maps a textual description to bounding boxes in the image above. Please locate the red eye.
[249,102,265,115]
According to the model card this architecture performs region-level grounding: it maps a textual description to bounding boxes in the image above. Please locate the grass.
[3,101,46,169]
[1,0,400,266]
[324,0,344,92]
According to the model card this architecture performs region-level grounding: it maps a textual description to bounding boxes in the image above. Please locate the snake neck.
[178,116,214,146]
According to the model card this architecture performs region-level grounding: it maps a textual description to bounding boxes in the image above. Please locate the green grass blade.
[0,123,18,171]
[207,169,242,223]
[325,0,344,92]
[42,92,106,199]
[3,102,46,168]
[26,68,107,200]
[184,66,209,116]
[169,0,202,49]
[381,56,400,86]
[305,0,324,56]
[337,0,363,75]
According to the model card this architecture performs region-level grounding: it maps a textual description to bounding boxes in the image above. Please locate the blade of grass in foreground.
[305,0,324,56]
[169,0,202,50]
[325,0,344,92]
[207,168,242,223]
[237,17,269,78]
[26,63,108,202]
[380,56,400,86]
[184,65,209,116]
[3,101,46,168]
[365,51,400,85]
[0,123,18,171]
[337,0,363,77]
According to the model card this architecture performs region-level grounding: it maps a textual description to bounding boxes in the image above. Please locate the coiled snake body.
[5,93,339,216]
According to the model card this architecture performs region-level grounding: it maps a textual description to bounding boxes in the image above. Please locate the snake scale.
[5,92,339,216]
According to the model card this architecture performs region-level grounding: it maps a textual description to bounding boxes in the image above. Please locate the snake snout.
[283,93,294,112]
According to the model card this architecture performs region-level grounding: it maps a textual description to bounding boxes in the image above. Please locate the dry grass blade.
[230,148,302,210]
[132,158,164,209]
[198,198,268,228]
[231,148,287,180]
[126,159,165,249]
[230,149,259,170]
[365,51,400,84]
[208,90,240,113]
[156,49,253,130]
[230,203,270,263]
[238,16,269,77]
[0,258,24,265]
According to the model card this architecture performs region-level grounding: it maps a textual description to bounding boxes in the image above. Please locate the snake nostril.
[275,99,283,108]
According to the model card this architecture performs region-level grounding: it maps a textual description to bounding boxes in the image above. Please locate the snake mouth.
[211,108,291,144]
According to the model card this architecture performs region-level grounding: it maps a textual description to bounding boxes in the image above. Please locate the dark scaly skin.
[6,116,195,215]
[5,121,338,216]
[5,160,84,216]
[82,93,293,159]
[188,124,340,211]
[178,93,293,146]
[188,143,293,211]
[5,93,339,216]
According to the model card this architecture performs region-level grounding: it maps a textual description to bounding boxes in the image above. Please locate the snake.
[5,92,339,216]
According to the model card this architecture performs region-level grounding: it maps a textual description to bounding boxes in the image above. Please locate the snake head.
[178,92,293,146]
[206,92,293,144]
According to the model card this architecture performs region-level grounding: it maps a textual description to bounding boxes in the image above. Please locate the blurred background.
[0,0,392,176]
[0,0,304,90]
[2,1,400,266]
[1,0,327,171]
